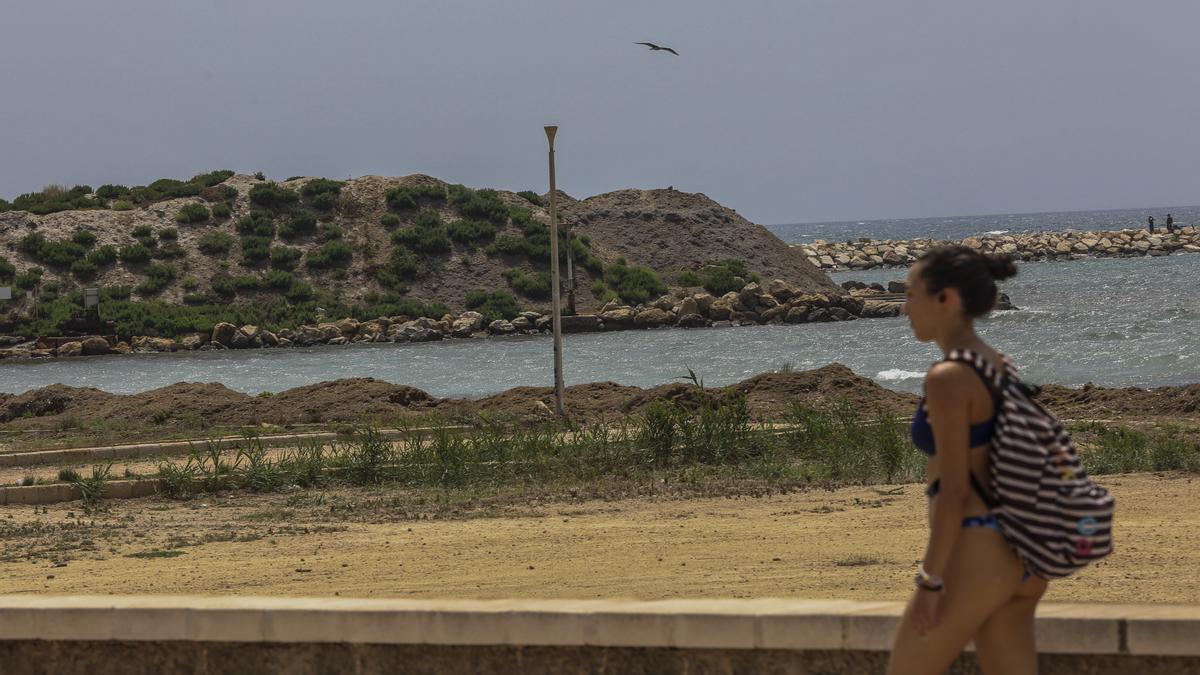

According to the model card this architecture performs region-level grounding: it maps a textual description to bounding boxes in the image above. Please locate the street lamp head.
[544,126,558,145]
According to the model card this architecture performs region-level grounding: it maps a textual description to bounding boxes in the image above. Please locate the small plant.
[71,229,97,247]
[211,202,232,219]
[381,213,400,229]
[464,289,521,325]
[248,182,300,209]
[517,190,543,206]
[71,463,112,507]
[111,200,134,211]
[118,242,152,264]
[158,227,179,241]
[198,231,236,255]
[175,203,210,224]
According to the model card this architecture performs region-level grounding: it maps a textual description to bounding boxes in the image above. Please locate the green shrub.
[380,213,400,229]
[270,246,302,270]
[111,200,134,211]
[211,274,237,298]
[96,184,130,200]
[306,240,353,269]
[698,261,757,296]
[517,190,543,206]
[158,227,178,241]
[248,182,299,209]
[132,224,153,238]
[182,276,200,291]
[240,236,272,265]
[175,203,210,224]
[222,186,238,201]
[391,208,450,254]
[136,262,176,295]
[17,232,45,256]
[285,280,314,301]
[502,268,552,299]
[464,289,521,325]
[211,202,232,220]
[376,245,420,291]
[310,192,337,211]
[71,258,98,280]
[487,234,526,256]
[263,270,295,289]
[235,210,276,238]
[604,262,667,304]
[87,245,118,267]
[191,170,234,187]
[231,275,263,292]
[0,198,10,212]
[319,223,344,241]
[446,219,496,244]
[71,230,97,247]
[118,243,152,264]
[386,185,445,211]
[197,231,236,255]
[678,270,701,286]
[0,256,15,282]
[449,187,509,225]
[14,268,43,289]
[155,243,187,259]
[278,210,317,239]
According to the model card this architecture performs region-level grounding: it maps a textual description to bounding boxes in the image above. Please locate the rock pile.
[0,280,878,359]
[797,226,1200,270]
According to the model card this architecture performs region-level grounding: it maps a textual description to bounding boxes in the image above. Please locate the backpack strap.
[942,348,1003,509]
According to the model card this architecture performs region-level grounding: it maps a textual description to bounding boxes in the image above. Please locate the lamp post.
[545,126,566,417]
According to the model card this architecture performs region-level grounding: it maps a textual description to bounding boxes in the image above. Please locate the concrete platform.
[0,596,1197,673]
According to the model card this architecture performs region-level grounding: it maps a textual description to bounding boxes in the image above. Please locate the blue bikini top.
[910,351,1005,456]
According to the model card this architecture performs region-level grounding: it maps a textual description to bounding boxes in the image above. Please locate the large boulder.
[451,311,484,337]
[651,295,675,312]
[391,320,443,342]
[293,325,324,346]
[334,317,361,337]
[57,341,83,357]
[561,314,602,333]
[675,313,708,328]
[239,325,261,342]
[759,305,789,324]
[315,323,343,342]
[784,305,810,324]
[676,297,699,317]
[487,319,517,335]
[180,333,207,351]
[767,279,796,302]
[708,295,735,320]
[81,337,111,356]
[260,330,279,347]
[692,293,716,316]
[634,308,673,327]
[600,306,636,325]
[211,322,237,347]
[511,316,533,330]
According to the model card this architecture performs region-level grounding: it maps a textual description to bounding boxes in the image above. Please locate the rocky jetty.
[0,279,875,360]
[796,226,1200,271]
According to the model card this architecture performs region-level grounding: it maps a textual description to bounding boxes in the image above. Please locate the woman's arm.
[921,361,975,579]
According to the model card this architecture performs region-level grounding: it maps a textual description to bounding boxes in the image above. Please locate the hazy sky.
[3,1,1198,224]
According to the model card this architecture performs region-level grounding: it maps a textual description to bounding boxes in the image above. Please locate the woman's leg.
[887,528,1025,675]
[972,576,1048,675]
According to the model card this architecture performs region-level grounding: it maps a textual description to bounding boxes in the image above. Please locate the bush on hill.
[464,289,521,325]
[249,182,300,210]
[197,231,236,255]
[176,203,210,224]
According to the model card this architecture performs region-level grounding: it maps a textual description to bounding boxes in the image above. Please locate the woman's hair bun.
[984,253,1018,281]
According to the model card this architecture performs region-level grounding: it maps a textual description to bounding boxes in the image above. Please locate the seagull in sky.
[634,42,679,56]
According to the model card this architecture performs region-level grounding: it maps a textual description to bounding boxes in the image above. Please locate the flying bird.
[634,42,678,56]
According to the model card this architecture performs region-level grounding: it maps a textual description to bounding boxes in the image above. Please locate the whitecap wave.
[984,230,1010,235]
[877,369,924,381]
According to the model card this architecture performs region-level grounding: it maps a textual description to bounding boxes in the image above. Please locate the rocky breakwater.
[0,280,875,360]
[837,280,1016,318]
[796,226,1200,271]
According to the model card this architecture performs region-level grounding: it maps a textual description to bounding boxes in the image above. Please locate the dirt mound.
[258,378,440,424]
[3,367,1198,434]
[1038,382,1200,420]
[565,188,840,297]
[0,384,117,423]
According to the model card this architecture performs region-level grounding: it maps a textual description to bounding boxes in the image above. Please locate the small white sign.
[0,286,11,301]
[84,288,99,309]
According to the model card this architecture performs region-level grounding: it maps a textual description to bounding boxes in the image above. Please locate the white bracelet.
[915,566,944,591]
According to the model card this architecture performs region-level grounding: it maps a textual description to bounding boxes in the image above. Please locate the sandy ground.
[0,473,1194,604]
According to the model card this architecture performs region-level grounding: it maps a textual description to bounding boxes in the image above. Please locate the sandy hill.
[0,173,838,329]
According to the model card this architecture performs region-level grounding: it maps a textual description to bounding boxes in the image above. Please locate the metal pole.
[545,126,566,417]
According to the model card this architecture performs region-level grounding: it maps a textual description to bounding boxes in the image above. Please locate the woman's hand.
[907,587,943,636]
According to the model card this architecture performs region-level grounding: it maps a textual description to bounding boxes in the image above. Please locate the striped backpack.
[947,349,1115,579]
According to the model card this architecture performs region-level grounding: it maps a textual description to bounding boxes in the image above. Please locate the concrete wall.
[1,596,1196,674]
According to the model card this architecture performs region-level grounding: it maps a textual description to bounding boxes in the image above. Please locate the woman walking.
[887,246,1046,675]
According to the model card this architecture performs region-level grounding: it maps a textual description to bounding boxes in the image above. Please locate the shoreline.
[0,279,896,362]
[794,225,1200,270]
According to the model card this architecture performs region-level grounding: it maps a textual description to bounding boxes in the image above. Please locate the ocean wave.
[877,368,924,381]
[984,230,1010,235]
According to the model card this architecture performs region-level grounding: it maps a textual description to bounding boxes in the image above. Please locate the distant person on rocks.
[1148,215,1155,233]
[889,247,1048,674]
[1166,213,1175,234]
